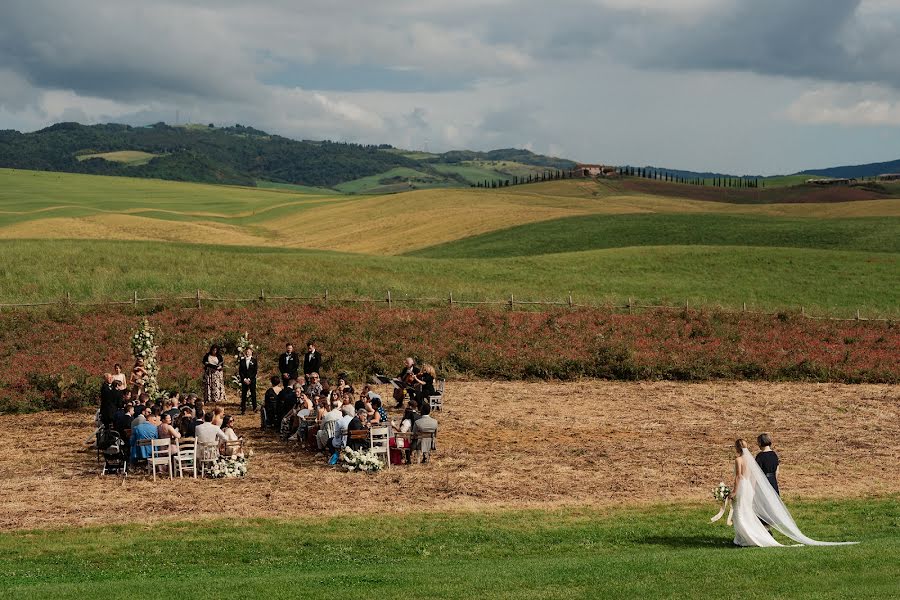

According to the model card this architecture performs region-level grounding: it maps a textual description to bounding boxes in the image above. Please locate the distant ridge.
[0,122,575,189]
[800,159,900,179]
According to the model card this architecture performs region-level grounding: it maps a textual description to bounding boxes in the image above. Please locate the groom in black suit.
[238,347,258,414]
[278,343,300,387]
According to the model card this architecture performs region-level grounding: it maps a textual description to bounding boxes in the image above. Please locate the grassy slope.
[74,150,159,166]
[0,239,897,314]
[0,499,894,600]
[334,167,445,193]
[408,213,900,258]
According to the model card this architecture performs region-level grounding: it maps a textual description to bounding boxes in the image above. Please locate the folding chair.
[134,438,152,473]
[175,438,197,478]
[429,379,446,412]
[347,429,369,451]
[369,426,390,469]
[412,431,437,464]
[222,439,244,458]
[197,441,219,477]
[149,438,173,480]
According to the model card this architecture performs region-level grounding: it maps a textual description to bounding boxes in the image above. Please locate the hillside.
[0,122,574,190]
[802,158,900,179]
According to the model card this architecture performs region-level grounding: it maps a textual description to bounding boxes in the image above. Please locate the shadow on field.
[636,534,733,549]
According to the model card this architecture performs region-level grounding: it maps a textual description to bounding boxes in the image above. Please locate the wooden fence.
[0,290,891,322]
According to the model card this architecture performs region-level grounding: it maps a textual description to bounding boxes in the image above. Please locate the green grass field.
[0,499,894,600]
[0,168,897,315]
[74,150,160,166]
[0,239,896,314]
[409,213,900,258]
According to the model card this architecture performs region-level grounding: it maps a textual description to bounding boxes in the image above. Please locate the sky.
[1,0,899,174]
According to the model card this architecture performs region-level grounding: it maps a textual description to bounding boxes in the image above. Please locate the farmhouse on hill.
[571,164,618,178]
[876,173,900,182]
[806,177,856,186]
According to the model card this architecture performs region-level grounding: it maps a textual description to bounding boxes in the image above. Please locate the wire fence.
[0,289,892,322]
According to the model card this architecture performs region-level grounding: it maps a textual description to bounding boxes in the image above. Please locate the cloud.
[785,84,900,126]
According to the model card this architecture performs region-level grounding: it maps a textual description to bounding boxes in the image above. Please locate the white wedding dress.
[732,449,856,547]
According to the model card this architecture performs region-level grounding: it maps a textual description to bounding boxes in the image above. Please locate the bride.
[731,439,856,547]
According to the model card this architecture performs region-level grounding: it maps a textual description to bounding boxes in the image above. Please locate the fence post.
[856,308,861,320]
[324,289,328,303]
[65,291,71,304]
[509,294,514,310]
[628,297,633,314]
[742,301,746,312]
[800,305,804,316]
[133,290,138,305]
[196,289,201,309]
[568,293,573,307]
[685,299,689,311]
[260,289,265,302]
[387,290,392,308]
[448,291,453,306]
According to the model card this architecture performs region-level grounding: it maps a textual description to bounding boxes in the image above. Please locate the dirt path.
[0,380,897,531]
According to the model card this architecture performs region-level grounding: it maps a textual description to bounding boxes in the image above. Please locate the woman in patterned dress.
[201,344,226,405]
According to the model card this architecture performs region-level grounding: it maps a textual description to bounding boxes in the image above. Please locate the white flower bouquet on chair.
[208,456,248,478]
[340,448,383,472]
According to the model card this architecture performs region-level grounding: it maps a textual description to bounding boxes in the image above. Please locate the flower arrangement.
[713,482,731,502]
[340,447,384,472]
[130,318,162,401]
[231,332,258,387]
[208,456,248,478]
[710,481,733,525]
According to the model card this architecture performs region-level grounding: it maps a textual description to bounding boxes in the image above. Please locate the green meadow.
[0,499,894,600]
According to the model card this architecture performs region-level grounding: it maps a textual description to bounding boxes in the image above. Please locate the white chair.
[429,379,446,412]
[369,426,390,469]
[149,439,173,480]
[175,438,197,478]
[197,441,219,477]
[317,419,338,450]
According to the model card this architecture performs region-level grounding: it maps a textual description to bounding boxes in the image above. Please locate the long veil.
[742,449,856,546]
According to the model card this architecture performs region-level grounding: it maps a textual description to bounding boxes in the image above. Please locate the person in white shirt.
[195,412,227,460]
[317,399,343,450]
[330,412,353,453]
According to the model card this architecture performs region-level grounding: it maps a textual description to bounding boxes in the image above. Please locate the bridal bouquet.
[710,481,733,525]
[340,448,384,472]
[208,456,248,478]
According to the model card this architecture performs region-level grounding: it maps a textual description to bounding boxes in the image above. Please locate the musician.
[303,341,322,381]
[238,347,258,414]
[278,343,300,387]
[393,357,421,407]
[411,364,437,406]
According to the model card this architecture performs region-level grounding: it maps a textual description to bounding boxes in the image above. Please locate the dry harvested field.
[0,380,897,531]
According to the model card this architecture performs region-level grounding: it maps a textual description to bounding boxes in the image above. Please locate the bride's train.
[732,448,856,547]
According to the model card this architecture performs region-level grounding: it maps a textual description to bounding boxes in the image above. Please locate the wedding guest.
[112,363,127,389]
[336,374,354,395]
[303,341,321,382]
[158,412,181,447]
[130,358,147,397]
[346,408,369,450]
[263,375,282,429]
[202,345,226,404]
[756,433,780,495]
[411,364,437,406]
[279,343,300,387]
[130,416,158,463]
[317,398,343,450]
[393,357,420,407]
[179,406,197,437]
[340,394,356,417]
[131,403,151,428]
[330,411,354,456]
[221,414,243,457]
[304,372,323,398]
[211,406,225,427]
[411,404,438,464]
[120,387,133,408]
[371,397,388,424]
[238,347,258,414]
[276,378,298,424]
[113,402,134,437]
[360,385,381,404]
[195,412,227,462]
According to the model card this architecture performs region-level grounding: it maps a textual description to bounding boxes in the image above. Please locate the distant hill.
[801,159,900,179]
[0,122,575,190]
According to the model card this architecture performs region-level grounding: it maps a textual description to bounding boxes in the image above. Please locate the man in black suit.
[303,341,321,382]
[99,373,119,428]
[238,347,258,414]
[278,343,300,387]
[276,378,298,426]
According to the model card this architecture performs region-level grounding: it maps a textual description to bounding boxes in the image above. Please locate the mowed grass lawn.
[0,239,897,314]
[0,499,895,600]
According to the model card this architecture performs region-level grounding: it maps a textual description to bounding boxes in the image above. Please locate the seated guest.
[195,411,227,446]
[411,364,437,406]
[304,372,323,399]
[165,393,180,422]
[346,408,369,450]
[371,397,388,425]
[221,414,243,457]
[276,379,298,425]
[211,406,225,427]
[410,404,438,464]
[120,387,133,407]
[147,406,162,427]
[263,375,283,428]
[329,410,354,462]
[114,402,134,437]
[193,399,205,424]
[158,412,181,449]
[360,385,381,403]
[131,404,151,428]
[317,398,343,450]
[133,393,150,421]
[340,394,356,417]
[336,374,354,395]
[315,396,328,421]
[129,416,159,463]
[179,406,197,437]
